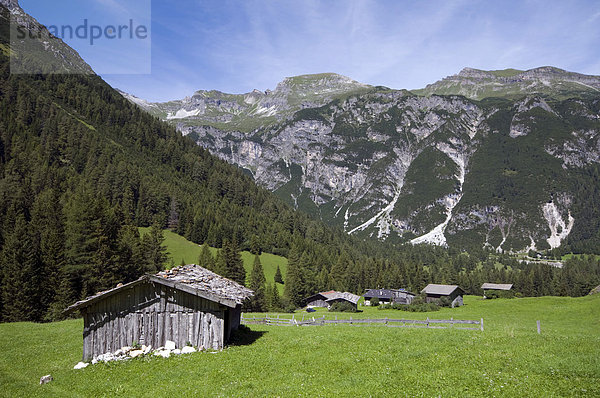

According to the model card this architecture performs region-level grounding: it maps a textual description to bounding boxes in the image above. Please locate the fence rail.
[241,314,483,331]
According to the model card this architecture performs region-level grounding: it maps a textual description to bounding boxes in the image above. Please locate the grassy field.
[1,295,598,397]
[139,228,287,293]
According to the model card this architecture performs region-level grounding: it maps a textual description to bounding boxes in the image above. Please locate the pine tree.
[267,283,282,311]
[284,244,305,307]
[217,239,246,285]
[226,239,246,286]
[142,224,168,272]
[198,242,215,270]
[329,252,351,291]
[250,234,262,255]
[248,255,267,312]
[274,265,284,284]
[1,212,44,322]
[214,249,227,276]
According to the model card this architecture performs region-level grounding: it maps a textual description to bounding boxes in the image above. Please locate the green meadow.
[1,295,598,397]
[139,228,287,293]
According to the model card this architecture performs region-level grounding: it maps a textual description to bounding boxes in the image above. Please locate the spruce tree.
[198,242,215,270]
[274,265,284,284]
[214,249,227,276]
[1,212,44,322]
[226,239,246,286]
[284,244,305,307]
[329,252,351,291]
[267,283,282,311]
[142,224,168,272]
[248,255,267,312]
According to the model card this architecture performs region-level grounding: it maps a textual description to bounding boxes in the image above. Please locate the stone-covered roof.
[65,264,253,313]
[481,283,513,291]
[325,291,361,305]
[304,290,360,305]
[421,284,463,296]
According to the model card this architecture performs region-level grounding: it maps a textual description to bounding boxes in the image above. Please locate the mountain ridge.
[413,66,600,100]
[123,67,600,253]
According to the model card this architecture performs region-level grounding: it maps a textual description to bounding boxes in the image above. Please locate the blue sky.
[19,0,600,102]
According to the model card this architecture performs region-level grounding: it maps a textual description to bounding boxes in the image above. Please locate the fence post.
[385,317,388,325]
[537,320,541,334]
[350,316,352,325]
[427,317,429,328]
[480,318,484,332]
[450,317,453,328]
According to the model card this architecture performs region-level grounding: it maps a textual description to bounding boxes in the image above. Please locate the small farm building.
[65,264,253,361]
[481,283,513,298]
[421,284,465,307]
[363,289,416,306]
[304,290,360,309]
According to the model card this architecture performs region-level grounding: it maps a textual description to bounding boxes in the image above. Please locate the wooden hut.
[421,284,465,307]
[304,290,338,308]
[64,264,253,361]
[363,289,416,306]
[481,283,513,298]
[325,292,360,310]
[303,291,360,309]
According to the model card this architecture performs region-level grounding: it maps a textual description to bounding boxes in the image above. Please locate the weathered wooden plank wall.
[82,282,229,360]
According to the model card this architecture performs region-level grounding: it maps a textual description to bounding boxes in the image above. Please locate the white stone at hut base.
[40,375,53,385]
[155,350,170,358]
[129,350,144,358]
[165,340,176,350]
[181,346,196,354]
[74,362,89,370]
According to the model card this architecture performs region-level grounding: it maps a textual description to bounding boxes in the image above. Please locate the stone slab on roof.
[421,284,462,296]
[65,264,253,314]
[325,291,361,305]
[481,283,513,291]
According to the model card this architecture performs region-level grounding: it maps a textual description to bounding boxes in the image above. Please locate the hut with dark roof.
[421,284,465,307]
[363,289,416,306]
[481,283,513,298]
[64,264,253,361]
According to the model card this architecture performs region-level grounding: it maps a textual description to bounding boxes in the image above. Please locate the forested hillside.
[0,3,376,321]
[1,3,599,324]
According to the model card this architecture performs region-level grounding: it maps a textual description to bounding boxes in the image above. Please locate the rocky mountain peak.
[0,0,19,11]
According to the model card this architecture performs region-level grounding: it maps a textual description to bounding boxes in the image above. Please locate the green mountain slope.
[139,228,287,293]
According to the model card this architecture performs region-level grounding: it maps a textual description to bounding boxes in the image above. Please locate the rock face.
[1,0,95,74]
[124,69,600,252]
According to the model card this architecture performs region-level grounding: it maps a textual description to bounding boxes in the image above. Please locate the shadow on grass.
[229,325,267,347]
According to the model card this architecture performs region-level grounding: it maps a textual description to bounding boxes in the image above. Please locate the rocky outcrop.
[2,0,95,74]
[124,69,600,251]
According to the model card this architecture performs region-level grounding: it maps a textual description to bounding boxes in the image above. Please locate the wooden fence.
[241,314,483,331]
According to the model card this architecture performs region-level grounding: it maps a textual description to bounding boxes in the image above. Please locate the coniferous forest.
[1,4,599,323]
